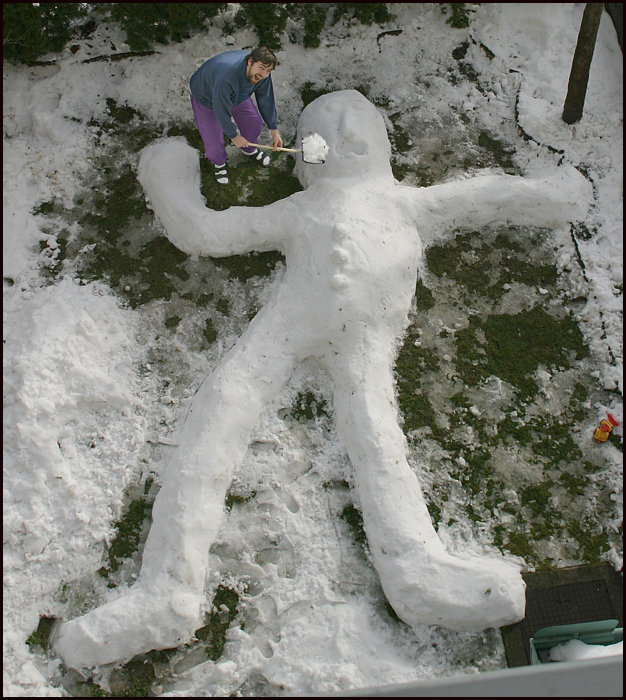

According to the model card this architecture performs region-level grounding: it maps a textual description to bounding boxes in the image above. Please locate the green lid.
[532,619,620,648]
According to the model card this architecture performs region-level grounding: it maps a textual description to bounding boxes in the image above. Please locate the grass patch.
[395,223,618,569]
[198,153,302,212]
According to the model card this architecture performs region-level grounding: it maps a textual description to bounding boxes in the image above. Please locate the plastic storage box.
[529,619,623,664]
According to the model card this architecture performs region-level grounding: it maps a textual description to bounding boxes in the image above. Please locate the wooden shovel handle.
[248,142,302,154]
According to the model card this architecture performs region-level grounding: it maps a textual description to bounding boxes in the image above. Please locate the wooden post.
[562,3,604,124]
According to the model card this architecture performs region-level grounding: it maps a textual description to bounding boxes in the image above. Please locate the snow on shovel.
[248,133,328,164]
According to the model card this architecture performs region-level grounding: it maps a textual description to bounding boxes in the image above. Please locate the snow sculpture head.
[294,89,393,187]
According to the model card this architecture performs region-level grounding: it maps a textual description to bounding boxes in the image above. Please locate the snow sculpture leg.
[328,337,525,631]
[53,312,297,669]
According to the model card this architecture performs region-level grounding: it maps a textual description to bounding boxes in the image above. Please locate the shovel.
[247,138,327,164]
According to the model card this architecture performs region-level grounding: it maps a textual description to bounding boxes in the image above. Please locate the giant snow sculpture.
[53,90,590,669]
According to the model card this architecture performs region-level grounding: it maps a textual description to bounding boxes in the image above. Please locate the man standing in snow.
[190,46,283,185]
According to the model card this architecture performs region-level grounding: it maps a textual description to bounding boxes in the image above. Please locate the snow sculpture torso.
[278,187,420,345]
[53,90,590,670]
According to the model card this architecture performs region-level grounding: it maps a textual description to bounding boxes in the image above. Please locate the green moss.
[425,233,466,278]
[105,97,139,125]
[234,3,287,50]
[300,81,326,108]
[32,200,57,216]
[212,250,284,282]
[559,471,588,496]
[106,498,152,572]
[397,332,440,380]
[396,325,441,433]
[166,122,204,152]
[501,259,557,290]
[225,489,256,510]
[388,113,413,154]
[399,390,438,434]
[565,520,612,564]
[483,307,588,398]
[194,584,240,660]
[323,479,350,491]
[339,503,367,549]
[426,229,557,300]
[568,382,590,421]
[427,498,442,528]
[215,297,230,316]
[441,3,474,28]
[425,231,490,294]
[26,616,56,651]
[75,145,195,308]
[164,315,182,329]
[503,530,537,560]
[530,421,582,463]
[104,235,189,308]
[452,306,588,398]
[290,390,329,421]
[199,153,302,212]
[478,131,516,172]
[331,3,394,26]
[109,4,226,53]
[453,324,485,386]
[450,392,470,408]
[415,278,435,311]
[391,161,412,182]
[457,448,495,496]
[295,3,329,48]
[203,318,218,344]
[520,482,554,517]
[79,681,110,697]
[79,656,157,698]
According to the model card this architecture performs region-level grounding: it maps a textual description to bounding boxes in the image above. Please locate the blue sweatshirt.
[190,49,278,140]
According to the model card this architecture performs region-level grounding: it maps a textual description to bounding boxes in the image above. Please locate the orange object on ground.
[593,413,619,443]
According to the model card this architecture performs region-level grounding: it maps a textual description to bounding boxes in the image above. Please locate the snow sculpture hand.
[52,90,592,670]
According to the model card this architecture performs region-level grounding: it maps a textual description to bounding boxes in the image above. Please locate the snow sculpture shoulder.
[52,90,591,671]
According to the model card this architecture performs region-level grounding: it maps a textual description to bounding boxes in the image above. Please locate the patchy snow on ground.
[3,3,622,697]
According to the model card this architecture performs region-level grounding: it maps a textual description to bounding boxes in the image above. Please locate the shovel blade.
[301,153,325,165]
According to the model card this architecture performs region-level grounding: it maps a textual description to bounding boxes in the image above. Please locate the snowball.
[301,133,329,163]
[549,639,623,662]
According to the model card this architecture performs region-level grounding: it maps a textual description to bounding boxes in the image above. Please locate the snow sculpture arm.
[403,166,592,247]
[137,138,293,257]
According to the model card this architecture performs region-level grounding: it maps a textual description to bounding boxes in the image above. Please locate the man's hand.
[270,129,283,150]
[231,134,249,149]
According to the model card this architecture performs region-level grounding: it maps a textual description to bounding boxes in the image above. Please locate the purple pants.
[190,94,263,165]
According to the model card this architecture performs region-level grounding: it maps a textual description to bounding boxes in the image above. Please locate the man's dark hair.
[248,46,278,68]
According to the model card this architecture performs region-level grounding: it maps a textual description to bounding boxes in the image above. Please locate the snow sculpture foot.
[375,549,525,631]
[52,579,203,670]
